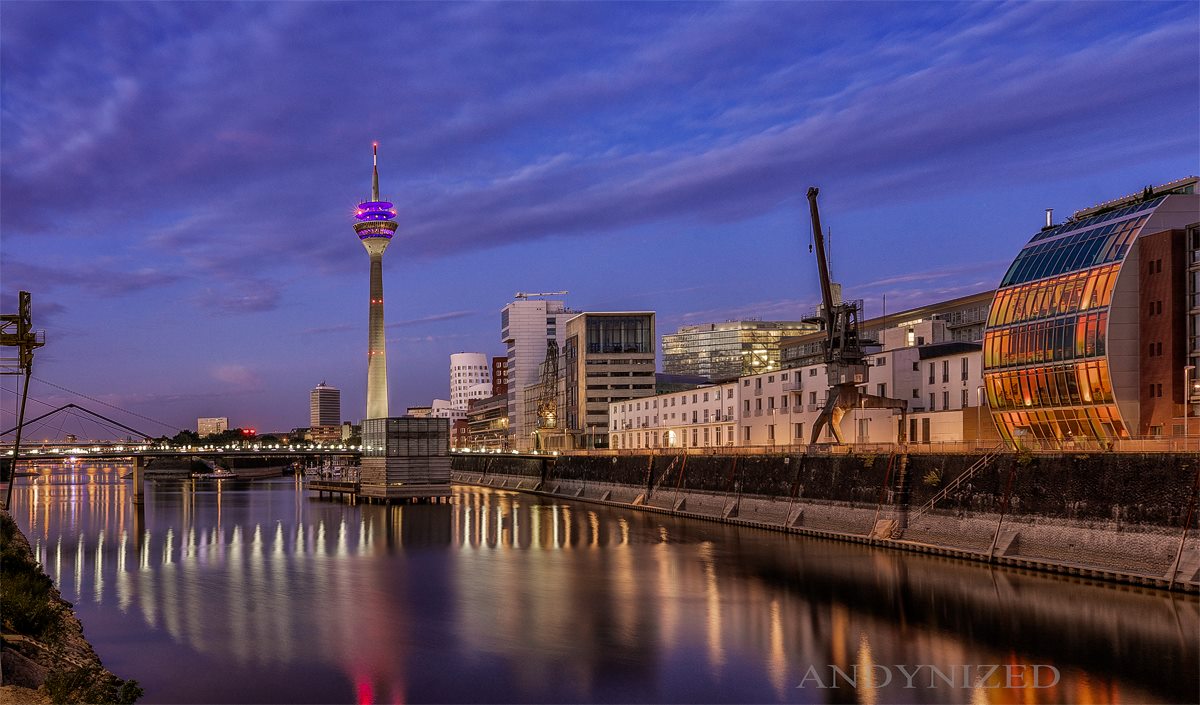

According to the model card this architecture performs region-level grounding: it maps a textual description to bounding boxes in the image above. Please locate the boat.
[195,468,239,480]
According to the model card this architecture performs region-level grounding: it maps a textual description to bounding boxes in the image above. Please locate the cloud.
[211,364,264,389]
[386,310,477,328]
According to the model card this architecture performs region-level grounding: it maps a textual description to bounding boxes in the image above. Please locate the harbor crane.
[805,187,907,445]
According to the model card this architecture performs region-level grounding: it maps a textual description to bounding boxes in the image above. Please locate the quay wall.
[452,451,1200,592]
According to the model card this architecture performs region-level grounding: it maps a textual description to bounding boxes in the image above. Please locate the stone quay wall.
[451,451,1200,592]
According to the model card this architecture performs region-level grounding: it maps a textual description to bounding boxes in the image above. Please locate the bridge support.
[131,456,144,505]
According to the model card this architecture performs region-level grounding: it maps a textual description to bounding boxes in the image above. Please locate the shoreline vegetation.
[0,512,141,705]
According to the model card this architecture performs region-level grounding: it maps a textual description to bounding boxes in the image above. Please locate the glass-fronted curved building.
[983,180,1199,446]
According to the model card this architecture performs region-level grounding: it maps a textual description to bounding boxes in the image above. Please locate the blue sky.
[2,1,1197,435]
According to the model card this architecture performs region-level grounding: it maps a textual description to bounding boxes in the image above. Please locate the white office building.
[501,296,577,449]
[449,352,492,409]
[610,318,997,449]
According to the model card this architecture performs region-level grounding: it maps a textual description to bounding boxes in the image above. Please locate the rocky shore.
[0,512,141,704]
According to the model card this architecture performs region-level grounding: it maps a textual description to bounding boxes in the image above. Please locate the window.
[768,397,775,410]
[726,389,733,399]
[942,391,949,410]
[929,393,935,410]
[810,368,817,377]
[744,400,750,412]
[913,361,920,372]
[877,383,887,397]
[768,424,776,442]
[942,360,950,383]
[768,375,774,383]
[703,392,709,402]
[755,378,762,389]
[810,392,817,404]
[715,427,722,445]
[756,398,763,411]
[743,426,751,442]
[929,363,935,384]
[794,422,804,439]
[692,394,698,403]
[876,357,887,367]
[961,357,969,381]
[962,389,969,407]
[781,372,789,380]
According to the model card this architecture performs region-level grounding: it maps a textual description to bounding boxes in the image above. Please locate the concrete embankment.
[452,451,1200,592]
[0,512,141,704]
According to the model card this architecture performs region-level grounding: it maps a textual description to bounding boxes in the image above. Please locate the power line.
[28,377,178,431]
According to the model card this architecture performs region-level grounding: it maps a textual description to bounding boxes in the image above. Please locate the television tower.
[354,143,398,419]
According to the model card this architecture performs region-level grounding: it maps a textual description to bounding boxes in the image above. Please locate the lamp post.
[977,385,985,449]
[1185,365,1196,450]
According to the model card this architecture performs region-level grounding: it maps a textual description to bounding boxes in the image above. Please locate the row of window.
[987,263,1119,328]
[982,311,1108,369]
[993,405,1128,443]
[999,216,1144,288]
[985,359,1113,411]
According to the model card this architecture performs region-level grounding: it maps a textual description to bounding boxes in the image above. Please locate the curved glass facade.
[983,197,1166,445]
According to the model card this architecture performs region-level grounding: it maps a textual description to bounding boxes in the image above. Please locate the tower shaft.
[367,252,388,419]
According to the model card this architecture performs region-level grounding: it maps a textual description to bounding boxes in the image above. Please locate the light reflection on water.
[9,463,1199,704]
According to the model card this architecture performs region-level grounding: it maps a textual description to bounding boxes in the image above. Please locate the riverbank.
[451,451,1200,592]
[0,511,141,704]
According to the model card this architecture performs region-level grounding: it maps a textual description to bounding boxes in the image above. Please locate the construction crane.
[514,291,568,300]
[805,187,907,445]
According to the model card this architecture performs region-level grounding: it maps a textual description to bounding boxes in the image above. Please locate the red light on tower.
[242,428,257,437]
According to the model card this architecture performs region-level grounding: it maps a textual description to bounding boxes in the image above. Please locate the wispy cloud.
[386,310,477,328]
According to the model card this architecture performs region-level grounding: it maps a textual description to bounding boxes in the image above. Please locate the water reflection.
[9,463,1198,704]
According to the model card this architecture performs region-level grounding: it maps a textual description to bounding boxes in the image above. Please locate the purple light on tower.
[357,143,397,420]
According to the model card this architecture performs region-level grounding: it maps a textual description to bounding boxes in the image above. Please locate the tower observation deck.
[355,143,398,420]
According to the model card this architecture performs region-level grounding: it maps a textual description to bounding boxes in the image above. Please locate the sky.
[1,1,1197,437]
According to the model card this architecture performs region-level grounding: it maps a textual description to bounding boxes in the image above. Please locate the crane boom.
[807,187,836,335]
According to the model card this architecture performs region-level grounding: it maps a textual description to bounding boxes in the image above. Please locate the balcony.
[783,380,803,391]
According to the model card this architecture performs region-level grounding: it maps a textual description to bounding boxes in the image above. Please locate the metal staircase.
[910,443,1006,521]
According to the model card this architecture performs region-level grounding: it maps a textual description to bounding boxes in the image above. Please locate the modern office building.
[662,320,816,380]
[983,177,1199,445]
[353,143,398,420]
[197,417,228,437]
[449,352,492,409]
[781,290,995,368]
[562,311,655,449]
[310,382,341,427]
[501,295,577,447]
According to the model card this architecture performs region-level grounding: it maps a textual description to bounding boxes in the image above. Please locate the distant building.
[491,356,509,396]
[662,320,817,380]
[449,352,492,409]
[405,406,432,418]
[309,425,341,444]
[197,417,228,436]
[310,382,341,427]
[780,290,995,369]
[501,296,577,448]
[466,394,509,449]
[430,399,466,423]
[561,311,656,449]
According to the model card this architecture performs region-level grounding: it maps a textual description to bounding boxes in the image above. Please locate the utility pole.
[1,291,46,510]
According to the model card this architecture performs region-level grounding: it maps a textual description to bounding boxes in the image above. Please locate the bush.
[46,666,143,705]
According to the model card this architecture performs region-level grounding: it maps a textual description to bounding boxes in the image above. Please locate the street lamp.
[977,385,985,449]
[1185,365,1196,449]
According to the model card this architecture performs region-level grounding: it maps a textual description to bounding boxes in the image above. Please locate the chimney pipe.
[1045,208,1054,229]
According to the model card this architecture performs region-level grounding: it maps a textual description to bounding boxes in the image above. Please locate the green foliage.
[45,666,143,705]
[922,468,943,487]
[861,453,876,469]
[1015,448,1035,467]
[0,513,63,641]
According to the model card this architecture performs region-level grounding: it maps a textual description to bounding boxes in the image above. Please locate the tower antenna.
[371,142,380,201]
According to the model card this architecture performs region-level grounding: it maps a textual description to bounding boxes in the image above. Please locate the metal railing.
[910,443,1007,521]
